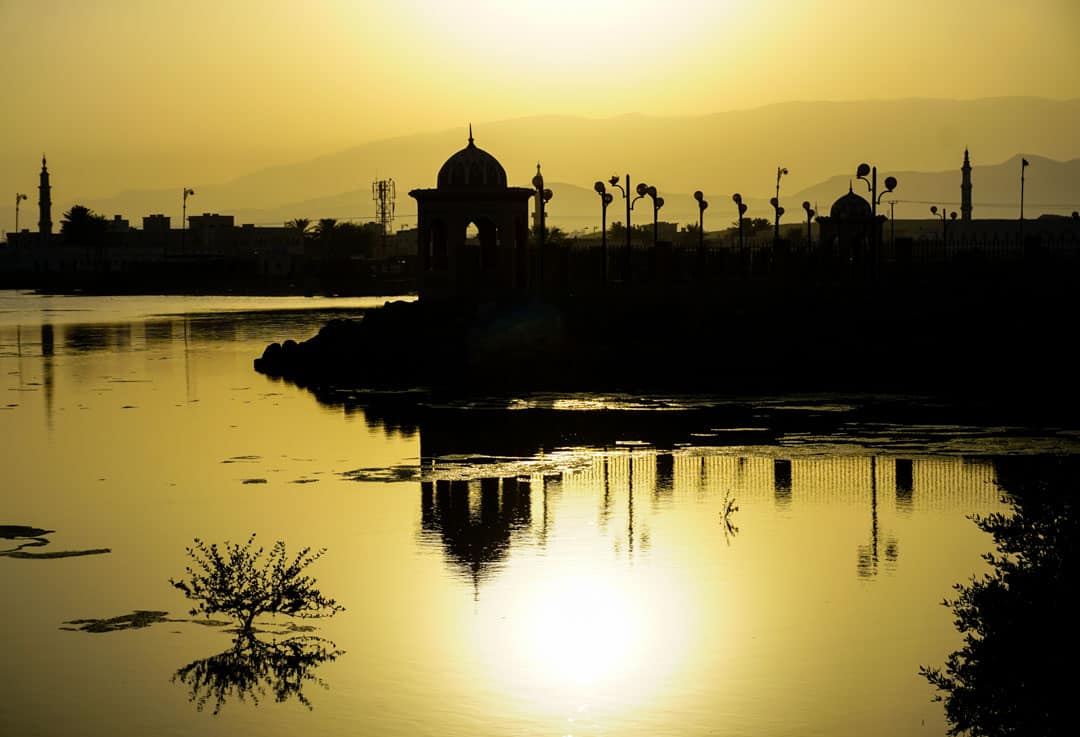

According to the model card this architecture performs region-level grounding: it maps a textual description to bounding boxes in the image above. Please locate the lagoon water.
[0,290,1070,736]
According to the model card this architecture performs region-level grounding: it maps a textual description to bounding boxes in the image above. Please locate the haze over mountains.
[24,97,1080,234]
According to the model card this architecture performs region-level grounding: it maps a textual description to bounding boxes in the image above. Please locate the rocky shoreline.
[253,286,1080,408]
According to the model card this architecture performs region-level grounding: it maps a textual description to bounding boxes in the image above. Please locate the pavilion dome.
[830,186,872,221]
[437,131,508,190]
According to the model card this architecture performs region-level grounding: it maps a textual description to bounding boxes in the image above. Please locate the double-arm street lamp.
[930,205,956,244]
[771,166,789,245]
[856,163,897,249]
[802,201,815,246]
[532,165,554,282]
[636,183,664,247]
[732,193,747,249]
[15,193,28,233]
[594,181,615,284]
[693,190,709,255]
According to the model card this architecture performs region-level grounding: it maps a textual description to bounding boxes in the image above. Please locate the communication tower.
[372,178,396,237]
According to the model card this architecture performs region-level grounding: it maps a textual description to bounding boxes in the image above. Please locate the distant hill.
[74,97,1080,231]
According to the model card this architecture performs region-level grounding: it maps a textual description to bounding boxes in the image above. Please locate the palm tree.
[61,205,108,246]
[286,218,312,237]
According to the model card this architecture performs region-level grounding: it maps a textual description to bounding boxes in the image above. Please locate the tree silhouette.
[170,534,344,634]
[61,205,108,246]
[921,458,1078,737]
[286,218,312,239]
[731,216,770,235]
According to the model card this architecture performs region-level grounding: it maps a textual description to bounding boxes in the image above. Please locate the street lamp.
[802,201,815,246]
[856,163,897,249]
[732,193,747,249]
[930,205,956,244]
[607,175,636,281]
[772,166,789,245]
[637,183,663,247]
[594,181,614,284]
[15,193,28,233]
[693,190,709,256]
[532,164,553,283]
[182,187,195,255]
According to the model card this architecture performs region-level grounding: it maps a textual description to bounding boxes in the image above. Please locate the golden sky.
[2,0,1078,209]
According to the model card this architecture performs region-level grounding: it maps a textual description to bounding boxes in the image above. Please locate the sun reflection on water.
[474,560,696,729]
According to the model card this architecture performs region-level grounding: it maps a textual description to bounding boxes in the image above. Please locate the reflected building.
[416,435,1005,590]
[419,477,533,595]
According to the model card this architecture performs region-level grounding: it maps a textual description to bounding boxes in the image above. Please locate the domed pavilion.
[410,128,535,301]
[814,184,885,270]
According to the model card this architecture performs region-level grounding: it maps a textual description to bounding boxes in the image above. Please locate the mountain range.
[68,97,1080,232]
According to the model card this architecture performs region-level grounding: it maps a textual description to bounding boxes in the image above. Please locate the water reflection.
[409,439,1005,596]
[41,323,54,428]
[173,633,345,714]
[922,456,1078,736]
[420,477,533,596]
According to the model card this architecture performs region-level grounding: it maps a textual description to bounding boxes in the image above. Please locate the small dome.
[830,187,872,221]
[437,132,507,190]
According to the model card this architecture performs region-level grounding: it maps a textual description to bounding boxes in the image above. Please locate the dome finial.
[468,123,474,145]
[848,180,853,193]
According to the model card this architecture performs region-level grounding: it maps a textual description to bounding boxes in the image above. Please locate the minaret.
[38,155,53,238]
[960,148,972,222]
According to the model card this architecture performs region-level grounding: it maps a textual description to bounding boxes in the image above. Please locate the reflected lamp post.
[182,187,195,255]
[732,193,747,249]
[15,193,28,233]
[802,201,815,247]
[693,190,709,256]
[772,166,788,245]
[856,163,897,249]
[594,181,614,284]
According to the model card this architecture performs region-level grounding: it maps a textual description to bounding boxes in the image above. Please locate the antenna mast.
[372,178,396,257]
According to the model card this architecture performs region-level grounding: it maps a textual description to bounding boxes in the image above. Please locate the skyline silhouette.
[5,98,1080,237]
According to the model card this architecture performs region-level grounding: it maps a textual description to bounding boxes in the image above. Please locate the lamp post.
[594,181,614,284]
[856,163,897,249]
[732,193,747,250]
[772,166,789,245]
[15,193,28,233]
[637,184,664,247]
[532,165,553,285]
[182,187,195,256]
[802,201,815,247]
[930,205,956,244]
[693,190,708,254]
[608,175,634,281]
[1020,157,1030,242]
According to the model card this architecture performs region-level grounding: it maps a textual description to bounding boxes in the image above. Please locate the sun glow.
[399,0,731,75]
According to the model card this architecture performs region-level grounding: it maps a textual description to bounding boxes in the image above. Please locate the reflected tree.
[921,458,1078,736]
[173,632,344,714]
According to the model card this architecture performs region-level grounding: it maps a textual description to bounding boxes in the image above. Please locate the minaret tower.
[38,155,53,238]
[960,148,972,222]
